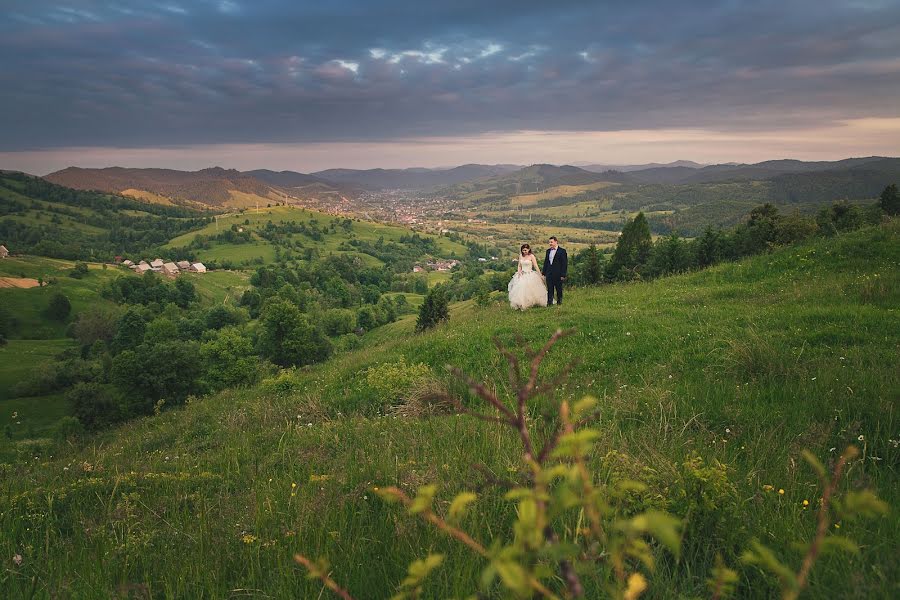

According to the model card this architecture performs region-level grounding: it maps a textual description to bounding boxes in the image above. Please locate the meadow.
[1,221,896,598]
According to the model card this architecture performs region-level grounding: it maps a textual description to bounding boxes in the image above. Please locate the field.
[1,221,897,598]
[0,257,123,339]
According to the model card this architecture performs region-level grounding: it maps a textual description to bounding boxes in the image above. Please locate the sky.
[1,0,899,174]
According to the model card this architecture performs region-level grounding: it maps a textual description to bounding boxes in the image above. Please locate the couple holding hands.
[507,236,568,310]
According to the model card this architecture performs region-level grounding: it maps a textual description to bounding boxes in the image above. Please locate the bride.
[508,244,547,310]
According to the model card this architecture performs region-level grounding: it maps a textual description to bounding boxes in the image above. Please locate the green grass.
[1,222,897,598]
[0,339,76,401]
[0,258,123,339]
[182,270,251,305]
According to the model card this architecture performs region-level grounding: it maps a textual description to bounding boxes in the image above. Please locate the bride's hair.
[520,244,531,255]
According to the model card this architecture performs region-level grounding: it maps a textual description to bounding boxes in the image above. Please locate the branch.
[294,554,356,600]
[788,446,858,600]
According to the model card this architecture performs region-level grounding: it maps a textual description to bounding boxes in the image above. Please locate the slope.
[2,221,897,597]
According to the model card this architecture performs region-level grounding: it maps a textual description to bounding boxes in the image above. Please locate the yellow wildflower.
[802,499,810,507]
[778,489,785,495]
[762,484,774,492]
[241,533,257,544]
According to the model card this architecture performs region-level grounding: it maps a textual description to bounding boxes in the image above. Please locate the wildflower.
[762,484,774,492]
[241,533,257,544]
[858,434,865,441]
[291,482,297,488]
[363,495,368,500]
[802,499,810,507]
[309,474,331,482]
[834,523,841,529]
[778,489,785,495]
[13,554,23,566]
[725,428,731,434]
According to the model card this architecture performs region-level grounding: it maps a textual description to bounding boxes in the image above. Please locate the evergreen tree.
[606,212,652,281]
[416,286,449,332]
[879,183,899,215]
[695,226,722,268]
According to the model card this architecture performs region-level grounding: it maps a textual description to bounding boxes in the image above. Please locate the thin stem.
[294,554,356,600]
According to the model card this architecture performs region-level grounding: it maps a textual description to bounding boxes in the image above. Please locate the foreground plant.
[295,330,888,599]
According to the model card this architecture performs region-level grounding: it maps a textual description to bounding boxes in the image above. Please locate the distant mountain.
[579,160,706,173]
[313,164,521,189]
[678,156,890,184]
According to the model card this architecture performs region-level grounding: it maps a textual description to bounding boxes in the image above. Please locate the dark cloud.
[1,0,899,150]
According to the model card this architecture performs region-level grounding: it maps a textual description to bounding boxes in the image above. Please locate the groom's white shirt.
[549,247,557,264]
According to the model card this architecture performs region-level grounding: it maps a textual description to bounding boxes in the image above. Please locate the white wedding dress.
[508,257,547,310]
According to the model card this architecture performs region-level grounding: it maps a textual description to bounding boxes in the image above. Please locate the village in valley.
[118,257,207,277]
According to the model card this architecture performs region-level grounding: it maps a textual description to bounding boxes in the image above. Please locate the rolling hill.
[44,166,300,208]
[1,220,896,597]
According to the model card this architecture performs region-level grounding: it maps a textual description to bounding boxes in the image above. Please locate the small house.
[122,259,134,267]
[161,262,180,277]
[150,258,164,269]
[0,245,8,259]
[176,260,191,270]
[412,265,424,273]
[135,263,151,274]
[190,262,207,273]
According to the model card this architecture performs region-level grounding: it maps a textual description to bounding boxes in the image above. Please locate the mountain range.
[39,156,898,212]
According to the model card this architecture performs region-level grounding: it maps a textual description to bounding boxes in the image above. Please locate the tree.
[878,183,899,215]
[173,277,197,308]
[200,327,260,390]
[694,226,722,268]
[112,308,146,353]
[72,305,121,346]
[47,293,72,321]
[606,212,652,281]
[356,306,377,331]
[416,286,449,332]
[258,298,331,367]
[573,244,604,285]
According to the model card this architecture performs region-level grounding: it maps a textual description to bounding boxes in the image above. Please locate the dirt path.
[0,277,41,288]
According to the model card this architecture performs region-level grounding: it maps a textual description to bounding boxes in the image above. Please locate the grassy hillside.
[164,205,468,266]
[1,222,897,598]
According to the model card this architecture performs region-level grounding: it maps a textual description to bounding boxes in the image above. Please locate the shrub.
[68,382,122,430]
[364,359,434,406]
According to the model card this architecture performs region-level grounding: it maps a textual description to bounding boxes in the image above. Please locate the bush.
[68,382,122,430]
[364,359,434,405]
[69,261,89,279]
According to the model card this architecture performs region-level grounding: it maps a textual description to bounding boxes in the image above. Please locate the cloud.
[0,0,899,162]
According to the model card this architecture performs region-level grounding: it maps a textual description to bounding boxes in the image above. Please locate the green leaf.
[375,487,403,504]
[572,396,598,421]
[409,484,438,514]
[741,540,797,588]
[627,510,682,559]
[493,559,530,596]
[552,429,601,459]
[841,490,888,519]
[448,492,477,523]
[819,536,859,555]
[800,449,826,479]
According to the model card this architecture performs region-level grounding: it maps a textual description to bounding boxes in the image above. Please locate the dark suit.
[542,246,568,306]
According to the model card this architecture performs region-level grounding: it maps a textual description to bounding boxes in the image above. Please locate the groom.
[542,236,568,306]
